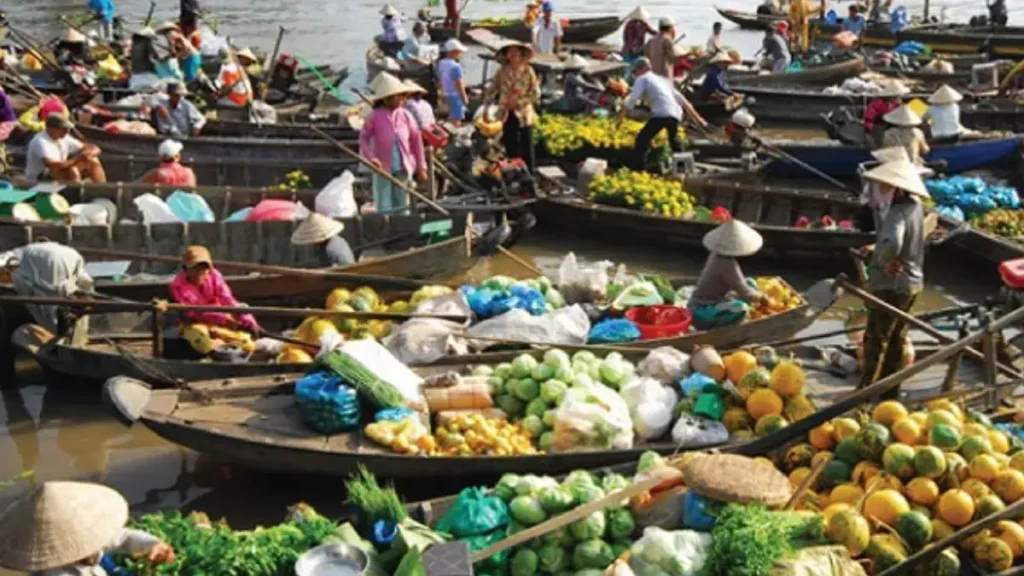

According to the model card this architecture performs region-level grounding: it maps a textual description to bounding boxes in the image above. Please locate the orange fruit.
[938,489,976,527]
[863,489,910,527]
[746,389,784,421]
[905,477,941,507]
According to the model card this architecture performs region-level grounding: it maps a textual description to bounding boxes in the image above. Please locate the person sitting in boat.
[438,39,469,126]
[0,481,175,576]
[533,1,564,56]
[881,104,929,164]
[857,158,928,397]
[761,22,792,74]
[702,51,735,101]
[216,57,254,107]
[726,108,757,148]
[154,82,205,137]
[863,80,906,147]
[236,48,263,79]
[402,22,431,61]
[143,140,197,187]
[156,21,203,83]
[524,0,543,29]
[291,213,356,267]
[843,4,867,37]
[10,241,93,333]
[25,114,106,183]
[558,55,605,113]
[87,0,117,41]
[644,17,678,78]
[622,6,656,61]
[130,27,160,76]
[706,21,724,55]
[380,4,407,45]
[403,80,436,130]
[686,220,769,330]
[923,84,967,142]
[359,73,427,216]
[169,245,262,358]
[55,28,89,67]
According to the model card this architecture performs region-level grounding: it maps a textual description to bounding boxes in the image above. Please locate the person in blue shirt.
[843,5,867,37]
[437,39,469,125]
[88,0,116,41]
[702,51,734,101]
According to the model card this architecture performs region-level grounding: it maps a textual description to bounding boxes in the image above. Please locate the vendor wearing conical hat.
[380,4,406,45]
[169,245,261,358]
[702,51,736,102]
[858,158,929,396]
[856,146,932,232]
[863,80,908,147]
[923,84,966,142]
[0,481,174,575]
[622,6,656,60]
[687,220,768,329]
[487,41,541,170]
[559,54,604,114]
[55,27,88,66]
[292,213,355,268]
[881,104,929,164]
[359,73,427,215]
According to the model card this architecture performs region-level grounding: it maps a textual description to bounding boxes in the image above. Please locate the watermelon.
[755,414,789,436]
[894,511,933,551]
[835,438,863,466]
[883,443,917,480]
[856,422,891,462]
[737,367,770,399]
[913,446,948,479]
[929,424,962,451]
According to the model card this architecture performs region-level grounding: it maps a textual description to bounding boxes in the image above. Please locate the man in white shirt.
[923,84,966,142]
[532,1,563,55]
[620,57,708,171]
[706,22,723,55]
[25,114,106,183]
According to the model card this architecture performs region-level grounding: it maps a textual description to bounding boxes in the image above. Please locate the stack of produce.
[536,115,670,157]
[275,169,314,190]
[971,209,1024,243]
[749,277,806,320]
[927,175,1021,223]
[587,168,698,219]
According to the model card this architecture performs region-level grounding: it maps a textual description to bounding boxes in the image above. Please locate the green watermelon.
[835,437,863,466]
[913,446,948,479]
[856,422,891,462]
[883,443,917,480]
[929,424,962,451]
[894,511,932,551]
[821,460,853,489]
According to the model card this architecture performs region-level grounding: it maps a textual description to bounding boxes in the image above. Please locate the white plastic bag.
[553,376,634,451]
[671,413,729,448]
[315,171,358,218]
[132,193,181,224]
[413,292,473,318]
[628,527,712,576]
[578,157,608,193]
[556,252,612,304]
[638,347,691,384]
[619,377,679,441]
[465,305,590,351]
[383,318,468,365]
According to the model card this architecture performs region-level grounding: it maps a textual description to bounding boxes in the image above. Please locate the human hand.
[147,542,175,564]
[370,159,384,170]
[884,260,904,277]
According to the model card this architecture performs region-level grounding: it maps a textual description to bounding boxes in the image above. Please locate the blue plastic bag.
[166,190,215,222]
[461,284,547,319]
[588,318,641,343]
[376,407,417,422]
[225,207,253,222]
[678,372,717,397]
[936,205,965,222]
[681,491,718,531]
[295,371,360,434]
[890,8,911,33]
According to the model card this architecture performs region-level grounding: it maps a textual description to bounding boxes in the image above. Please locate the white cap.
[158,139,184,160]
[731,109,755,129]
[444,39,467,53]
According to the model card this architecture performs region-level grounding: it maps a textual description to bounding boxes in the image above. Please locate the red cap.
[775,21,789,33]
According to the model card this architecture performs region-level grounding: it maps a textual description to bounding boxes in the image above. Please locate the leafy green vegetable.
[495,474,521,502]
[511,548,540,576]
[345,466,407,525]
[572,539,615,570]
[569,511,606,541]
[703,504,826,576]
[496,394,527,419]
[636,451,665,473]
[605,509,635,541]
[538,431,555,452]
[526,397,549,418]
[538,544,569,573]
[511,378,541,401]
[540,380,569,405]
[532,363,556,382]
[610,540,632,559]
[494,363,513,379]
[538,486,575,514]
[521,415,545,439]
[570,483,605,506]
[512,355,540,379]
[510,495,548,525]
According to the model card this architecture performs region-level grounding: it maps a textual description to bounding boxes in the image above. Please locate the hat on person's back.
[236,48,259,63]
[291,213,345,245]
[703,219,764,257]
[710,51,734,65]
[863,159,930,198]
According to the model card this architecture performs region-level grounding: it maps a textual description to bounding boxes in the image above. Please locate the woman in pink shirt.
[143,140,197,187]
[359,73,427,215]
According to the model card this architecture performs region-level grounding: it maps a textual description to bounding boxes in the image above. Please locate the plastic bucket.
[34,193,70,220]
[0,202,41,222]
[624,305,693,340]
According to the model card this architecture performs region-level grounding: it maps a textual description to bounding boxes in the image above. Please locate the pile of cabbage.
[479,350,636,450]
[478,471,636,576]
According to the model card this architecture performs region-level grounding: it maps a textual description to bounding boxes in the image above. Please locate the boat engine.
[996,258,1024,313]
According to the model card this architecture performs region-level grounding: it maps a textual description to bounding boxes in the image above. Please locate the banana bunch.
[587,168,697,219]
[536,114,673,156]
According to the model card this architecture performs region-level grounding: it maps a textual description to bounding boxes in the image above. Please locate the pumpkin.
[723,350,758,384]
[754,414,788,436]
[882,443,917,479]
[746,389,784,420]
[769,359,805,397]
[927,398,964,421]
[989,430,1012,455]
[783,443,817,472]
[722,407,753,433]
[938,489,975,527]
[976,494,1006,519]
[975,537,1014,571]
[872,400,909,427]
[789,466,814,490]
[865,533,908,572]
[863,489,910,527]
[830,483,865,506]
[929,423,962,451]
[783,393,815,422]
[823,502,851,525]
[995,520,1024,558]
[961,479,994,502]
[1009,451,1024,474]
[832,418,861,442]
[852,461,882,488]
[927,409,962,431]
[826,508,871,557]
[277,347,313,364]
[736,367,771,400]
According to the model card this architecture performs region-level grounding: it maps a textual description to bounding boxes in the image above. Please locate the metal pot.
[295,543,369,576]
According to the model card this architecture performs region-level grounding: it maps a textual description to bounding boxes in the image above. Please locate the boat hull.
[427,16,622,45]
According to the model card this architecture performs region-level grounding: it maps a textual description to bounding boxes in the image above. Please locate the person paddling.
[687,220,769,330]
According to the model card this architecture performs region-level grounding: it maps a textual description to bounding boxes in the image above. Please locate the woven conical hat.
[928,84,963,105]
[702,219,763,257]
[369,72,415,102]
[62,28,86,43]
[869,146,933,175]
[883,105,922,127]
[877,80,909,98]
[626,6,651,21]
[403,79,427,94]
[564,54,590,70]
[380,4,400,16]
[710,51,734,64]
[0,481,128,571]
[863,159,930,198]
[681,453,793,506]
[291,213,345,245]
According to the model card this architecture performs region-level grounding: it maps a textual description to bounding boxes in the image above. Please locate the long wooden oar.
[751,135,852,191]
[73,246,455,291]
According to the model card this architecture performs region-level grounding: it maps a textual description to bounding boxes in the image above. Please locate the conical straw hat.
[870,146,933,175]
[928,84,963,105]
[380,4,400,16]
[877,80,909,98]
[236,48,258,63]
[403,79,427,94]
[863,159,930,198]
[626,6,651,21]
[0,481,128,571]
[369,72,416,102]
[702,219,763,257]
[496,41,535,63]
[882,105,922,127]
[564,54,590,70]
[291,213,345,245]
[710,51,734,64]
[62,28,86,43]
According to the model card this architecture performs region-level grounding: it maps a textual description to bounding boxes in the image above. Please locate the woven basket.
[680,453,792,506]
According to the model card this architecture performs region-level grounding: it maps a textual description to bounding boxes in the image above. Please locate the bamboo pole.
[259,26,287,103]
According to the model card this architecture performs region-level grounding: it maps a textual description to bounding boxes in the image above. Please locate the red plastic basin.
[624,305,693,340]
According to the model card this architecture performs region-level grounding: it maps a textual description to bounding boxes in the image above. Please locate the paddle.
[749,135,853,191]
[258,26,288,103]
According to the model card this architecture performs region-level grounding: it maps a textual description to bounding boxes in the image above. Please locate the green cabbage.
[636,451,665,473]
[572,539,615,570]
[538,544,569,573]
[555,367,575,383]
[510,548,539,576]
[511,355,539,379]
[598,354,626,388]
[516,475,555,495]
[571,484,605,506]
[606,509,635,540]
[542,410,557,428]
[487,376,505,395]
[510,496,547,525]
[521,415,544,439]
[544,349,572,370]
[536,276,552,295]
[526,397,549,418]
[495,474,521,502]
[572,351,598,365]
[610,540,631,559]
[546,288,565,309]
[496,394,526,419]
[540,380,568,405]
[538,486,575,514]
[472,365,494,377]
[494,363,513,379]
[532,363,556,382]
[511,378,541,402]
[569,511,606,541]
[563,470,596,488]
[601,474,629,494]
[484,275,517,291]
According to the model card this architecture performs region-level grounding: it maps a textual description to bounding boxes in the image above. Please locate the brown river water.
[0,0,1020,569]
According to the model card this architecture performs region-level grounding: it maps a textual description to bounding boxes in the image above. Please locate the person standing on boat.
[788,0,817,53]
[143,140,197,187]
[488,42,541,170]
[532,2,563,55]
[621,57,707,171]
[701,52,735,101]
[180,0,201,37]
[10,241,93,334]
[154,82,205,137]
[857,159,929,397]
[881,104,929,164]
[706,22,724,55]
[437,39,469,126]
[444,0,461,29]
[0,481,175,576]
[291,213,356,267]
[863,80,907,147]
[359,73,427,215]
[843,5,867,38]
[622,7,656,61]
[169,245,262,358]
[380,5,407,44]
[87,0,117,41]
[644,17,678,78]
[130,27,160,76]
[923,84,967,142]
[686,220,769,330]
[524,0,543,28]
[403,80,436,130]
[25,114,106,184]
[761,22,791,74]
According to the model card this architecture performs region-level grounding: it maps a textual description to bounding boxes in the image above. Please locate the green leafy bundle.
[317,351,407,409]
[702,504,825,576]
[346,465,408,525]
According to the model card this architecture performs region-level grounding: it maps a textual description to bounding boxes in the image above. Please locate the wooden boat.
[715,7,896,47]
[725,56,868,87]
[200,118,357,140]
[825,100,1024,143]
[427,15,622,45]
[897,25,1024,57]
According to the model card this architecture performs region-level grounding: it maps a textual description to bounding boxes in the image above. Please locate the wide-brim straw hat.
[0,481,129,571]
[869,147,933,176]
[292,213,345,245]
[154,21,179,33]
[876,80,910,98]
[710,51,734,65]
[496,41,535,63]
[863,159,931,198]
[928,84,963,105]
[62,28,87,43]
[626,6,651,21]
[681,454,793,506]
[181,245,213,268]
[236,48,258,63]
[703,219,763,257]
[369,72,417,102]
[564,54,590,71]
[380,4,401,16]
[403,79,427,94]
[883,104,922,127]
